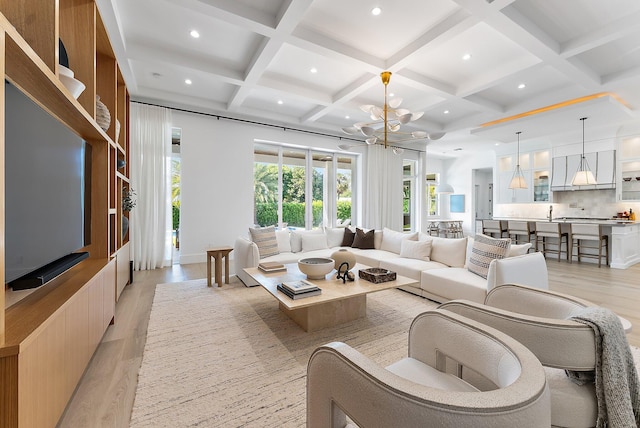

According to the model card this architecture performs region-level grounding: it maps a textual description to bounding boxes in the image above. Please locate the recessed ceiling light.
[443,110,450,114]
[190,30,200,38]
[310,67,318,73]
[277,100,283,105]
[518,83,526,89]
[345,115,350,119]
[371,7,381,15]
[462,53,472,61]
[454,148,463,151]
[185,79,192,85]
[389,92,395,97]
[495,143,500,146]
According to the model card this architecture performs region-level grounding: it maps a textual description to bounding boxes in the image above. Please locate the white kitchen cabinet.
[620,136,640,201]
[497,150,548,203]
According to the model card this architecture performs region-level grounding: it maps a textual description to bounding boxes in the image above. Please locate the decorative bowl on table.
[298,257,334,280]
[359,268,397,284]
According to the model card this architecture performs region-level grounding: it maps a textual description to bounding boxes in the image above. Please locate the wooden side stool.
[207,247,233,287]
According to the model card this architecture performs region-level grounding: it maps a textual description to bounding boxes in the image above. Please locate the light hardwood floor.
[57,259,640,427]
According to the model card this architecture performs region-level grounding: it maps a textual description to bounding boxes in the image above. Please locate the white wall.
[172,110,360,264]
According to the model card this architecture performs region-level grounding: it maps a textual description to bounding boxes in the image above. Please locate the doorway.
[472,168,493,234]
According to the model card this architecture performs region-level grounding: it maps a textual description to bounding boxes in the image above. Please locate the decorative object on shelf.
[509,131,527,189]
[116,119,121,143]
[359,267,397,283]
[123,187,137,211]
[298,257,334,280]
[330,248,356,270]
[59,65,86,99]
[122,187,136,239]
[59,39,69,68]
[572,117,597,186]
[96,95,111,132]
[117,159,126,169]
[623,177,632,181]
[340,71,444,149]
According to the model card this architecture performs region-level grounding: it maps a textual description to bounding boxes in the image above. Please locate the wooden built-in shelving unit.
[0,1,130,426]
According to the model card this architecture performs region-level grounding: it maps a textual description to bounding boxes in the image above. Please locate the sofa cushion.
[341,228,355,246]
[325,227,345,248]
[302,233,329,252]
[380,228,418,254]
[380,258,447,281]
[249,226,279,259]
[350,249,400,268]
[290,229,323,253]
[275,229,291,253]
[430,237,467,267]
[468,234,511,279]
[399,239,432,261]
[544,367,597,427]
[352,228,375,249]
[386,357,479,392]
[421,268,487,303]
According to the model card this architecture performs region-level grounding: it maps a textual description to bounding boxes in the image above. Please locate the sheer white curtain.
[363,144,403,230]
[130,103,172,270]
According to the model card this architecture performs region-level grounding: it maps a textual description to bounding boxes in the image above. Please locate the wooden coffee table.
[243,263,418,332]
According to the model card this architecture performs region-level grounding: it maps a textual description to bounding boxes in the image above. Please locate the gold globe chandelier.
[341,71,444,148]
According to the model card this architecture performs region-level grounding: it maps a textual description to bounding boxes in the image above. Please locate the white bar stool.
[570,223,609,268]
[535,222,570,262]
[507,220,535,246]
[482,219,506,238]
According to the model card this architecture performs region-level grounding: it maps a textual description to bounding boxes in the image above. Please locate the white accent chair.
[307,308,550,428]
[439,284,617,428]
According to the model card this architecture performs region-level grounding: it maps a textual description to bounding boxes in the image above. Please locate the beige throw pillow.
[249,226,279,259]
[467,233,511,279]
[400,239,432,261]
[380,227,418,254]
[430,237,467,267]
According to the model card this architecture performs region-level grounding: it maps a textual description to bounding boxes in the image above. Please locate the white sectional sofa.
[234,227,548,304]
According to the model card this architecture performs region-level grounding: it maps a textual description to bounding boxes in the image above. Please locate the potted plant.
[122,187,136,238]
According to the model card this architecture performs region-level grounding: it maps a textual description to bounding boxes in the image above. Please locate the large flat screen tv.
[5,81,91,289]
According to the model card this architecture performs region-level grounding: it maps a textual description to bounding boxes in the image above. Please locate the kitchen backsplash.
[494,189,640,219]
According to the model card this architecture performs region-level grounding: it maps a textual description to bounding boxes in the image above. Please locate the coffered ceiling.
[97,0,640,156]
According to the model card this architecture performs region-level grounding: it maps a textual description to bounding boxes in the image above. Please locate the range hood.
[551,150,616,191]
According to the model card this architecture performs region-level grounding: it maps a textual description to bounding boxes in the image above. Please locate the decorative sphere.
[298,257,334,280]
[330,249,356,270]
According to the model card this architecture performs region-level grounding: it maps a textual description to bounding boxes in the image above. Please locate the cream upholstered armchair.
[306,309,550,428]
[439,284,609,428]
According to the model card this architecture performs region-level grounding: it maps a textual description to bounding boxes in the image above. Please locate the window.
[253,143,357,229]
[403,161,416,231]
[426,173,439,216]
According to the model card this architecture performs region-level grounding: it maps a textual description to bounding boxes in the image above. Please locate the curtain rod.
[131,99,426,154]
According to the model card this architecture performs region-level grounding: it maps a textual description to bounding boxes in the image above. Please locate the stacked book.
[258,261,286,272]
[277,279,321,300]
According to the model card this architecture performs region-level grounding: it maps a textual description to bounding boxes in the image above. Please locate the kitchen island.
[493,217,639,269]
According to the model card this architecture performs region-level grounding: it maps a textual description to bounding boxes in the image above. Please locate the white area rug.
[129,279,437,427]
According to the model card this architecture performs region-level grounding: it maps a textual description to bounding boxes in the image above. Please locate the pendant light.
[509,131,527,189]
[571,117,597,186]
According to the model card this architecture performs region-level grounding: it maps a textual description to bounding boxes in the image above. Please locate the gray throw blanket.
[567,307,640,428]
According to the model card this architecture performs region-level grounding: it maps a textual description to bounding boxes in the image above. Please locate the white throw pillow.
[380,227,418,254]
[400,239,432,261]
[290,229,323,253]
[430,237,468,267]
[275,229,291,253]
[301,233,329,252]
[467,234,511,279]
[507,243,532,257]
[325,227,345,248]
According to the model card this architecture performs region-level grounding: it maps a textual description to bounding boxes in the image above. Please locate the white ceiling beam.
[560,11,640,58]
[170,0,276,35]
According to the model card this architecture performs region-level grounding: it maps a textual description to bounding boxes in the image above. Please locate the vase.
[122,215,129,240]
[331,249,356,270]
[96,95,111,132]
